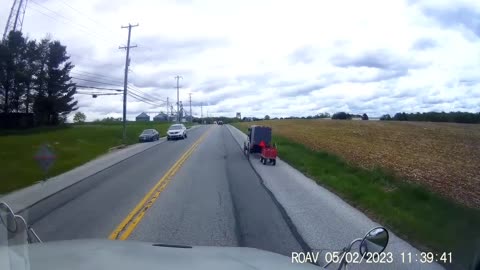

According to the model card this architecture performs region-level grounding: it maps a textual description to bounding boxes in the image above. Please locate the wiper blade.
[152,243,192,248]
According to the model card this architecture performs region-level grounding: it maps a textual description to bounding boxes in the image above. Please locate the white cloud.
[2,0,479,120]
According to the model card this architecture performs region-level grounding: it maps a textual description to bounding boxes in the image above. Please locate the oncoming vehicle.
[138,129,159,142]
[167,124,187,140]
[0,201,390,270]
[218,121,224,125]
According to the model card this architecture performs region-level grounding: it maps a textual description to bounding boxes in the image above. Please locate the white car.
[167,124,187,140]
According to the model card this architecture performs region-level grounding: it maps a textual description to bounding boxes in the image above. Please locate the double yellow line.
[109,127,211,240]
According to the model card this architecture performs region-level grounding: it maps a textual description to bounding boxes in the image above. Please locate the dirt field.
[236,119,480,208]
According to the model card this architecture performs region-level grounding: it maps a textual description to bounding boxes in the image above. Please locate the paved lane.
[29,125,209,241]
[128,125,304,256]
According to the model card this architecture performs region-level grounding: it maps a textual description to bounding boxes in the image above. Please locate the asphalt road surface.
[28,125,304,256]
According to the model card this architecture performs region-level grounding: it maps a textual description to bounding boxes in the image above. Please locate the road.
[27,125,304,256]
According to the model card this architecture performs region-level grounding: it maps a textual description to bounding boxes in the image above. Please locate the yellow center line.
[109,127,212,240]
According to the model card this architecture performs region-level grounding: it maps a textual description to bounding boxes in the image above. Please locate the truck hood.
[4,239,320,270]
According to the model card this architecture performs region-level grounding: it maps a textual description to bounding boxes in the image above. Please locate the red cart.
[260,142,277,166]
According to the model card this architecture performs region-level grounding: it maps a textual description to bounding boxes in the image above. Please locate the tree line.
[380,111,480,123]
[0,31,77,126]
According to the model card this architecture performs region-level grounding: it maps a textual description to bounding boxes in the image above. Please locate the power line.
[75,92,121,96]
[128,88,165,105]
[27,2,115,46]
[71,72,123,85]
[72,77,122,87]
[128,87,165,104]
[72,70,122,80]
[54,0,117,35]
[128,92,162,107]
[30,0,115,41]
[76,85,122,91]
[128,84,166,102]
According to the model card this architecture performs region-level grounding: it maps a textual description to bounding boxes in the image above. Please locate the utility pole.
[166,97,169,121]
[189,93,192,123]
[120,23,138,144]
[201,102,203,119]
[174,75,182,122]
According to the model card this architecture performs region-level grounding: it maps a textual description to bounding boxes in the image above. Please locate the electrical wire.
[72,70,122,81]
[71,72,123,85]
[76,85,122,91]
[128,88,166,105]
[54,0,118,35]
[27,2,115,46]
[128,84,166,102]
[128,90,163,105]
[127,92,162,107]
[75,92,121,96]
[72,77,122,87]
[128,89,165,105]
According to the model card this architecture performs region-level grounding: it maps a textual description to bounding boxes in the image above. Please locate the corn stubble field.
[240,119,480,209]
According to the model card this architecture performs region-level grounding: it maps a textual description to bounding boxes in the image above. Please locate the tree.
[0,31,78,127]
[73,112,86,123]
[0,31,27,113]
[393,112,408,121]
[332,112,351,120]
[22,40,39,114]
[316,112,331,119]
[362,113,369,120]
[380,114,392,121]
[33,39,77,125]
[264,115,270,120]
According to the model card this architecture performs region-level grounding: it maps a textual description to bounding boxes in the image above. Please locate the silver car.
[167,124,187,140]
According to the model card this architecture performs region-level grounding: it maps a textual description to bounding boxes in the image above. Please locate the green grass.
[232,123,480,269]
[0,122,193,195]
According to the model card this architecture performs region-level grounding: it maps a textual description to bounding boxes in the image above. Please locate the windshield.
[169,125,183,130]
[1,1,478,269]
[141,130,154,134]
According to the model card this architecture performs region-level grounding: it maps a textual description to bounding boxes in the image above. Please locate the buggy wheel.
[272,159,276,166]
[262,158,267,165]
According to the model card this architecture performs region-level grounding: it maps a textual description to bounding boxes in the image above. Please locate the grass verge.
[0,122,193,195]
[232,123,480,269]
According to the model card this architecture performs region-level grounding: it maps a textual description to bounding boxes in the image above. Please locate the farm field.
[236,119,480,208]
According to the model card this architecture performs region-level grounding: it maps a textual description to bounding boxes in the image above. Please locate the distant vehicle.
[218,121,224,125]
[138,129,159,142]
[167,124,187,140]
[214,121,217,124]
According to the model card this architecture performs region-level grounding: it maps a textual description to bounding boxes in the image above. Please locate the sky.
[2,0,480,120]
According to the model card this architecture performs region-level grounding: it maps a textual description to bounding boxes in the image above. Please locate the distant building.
[153,112,168,122]
[135,112,150,122]
[236,112,241,119]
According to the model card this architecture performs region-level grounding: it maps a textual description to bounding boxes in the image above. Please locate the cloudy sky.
[2,0,480,120]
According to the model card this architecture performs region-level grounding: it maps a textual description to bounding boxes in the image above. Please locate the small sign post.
[34,144,56,182]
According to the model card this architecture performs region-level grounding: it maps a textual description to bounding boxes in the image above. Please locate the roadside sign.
[34,144,56,173]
